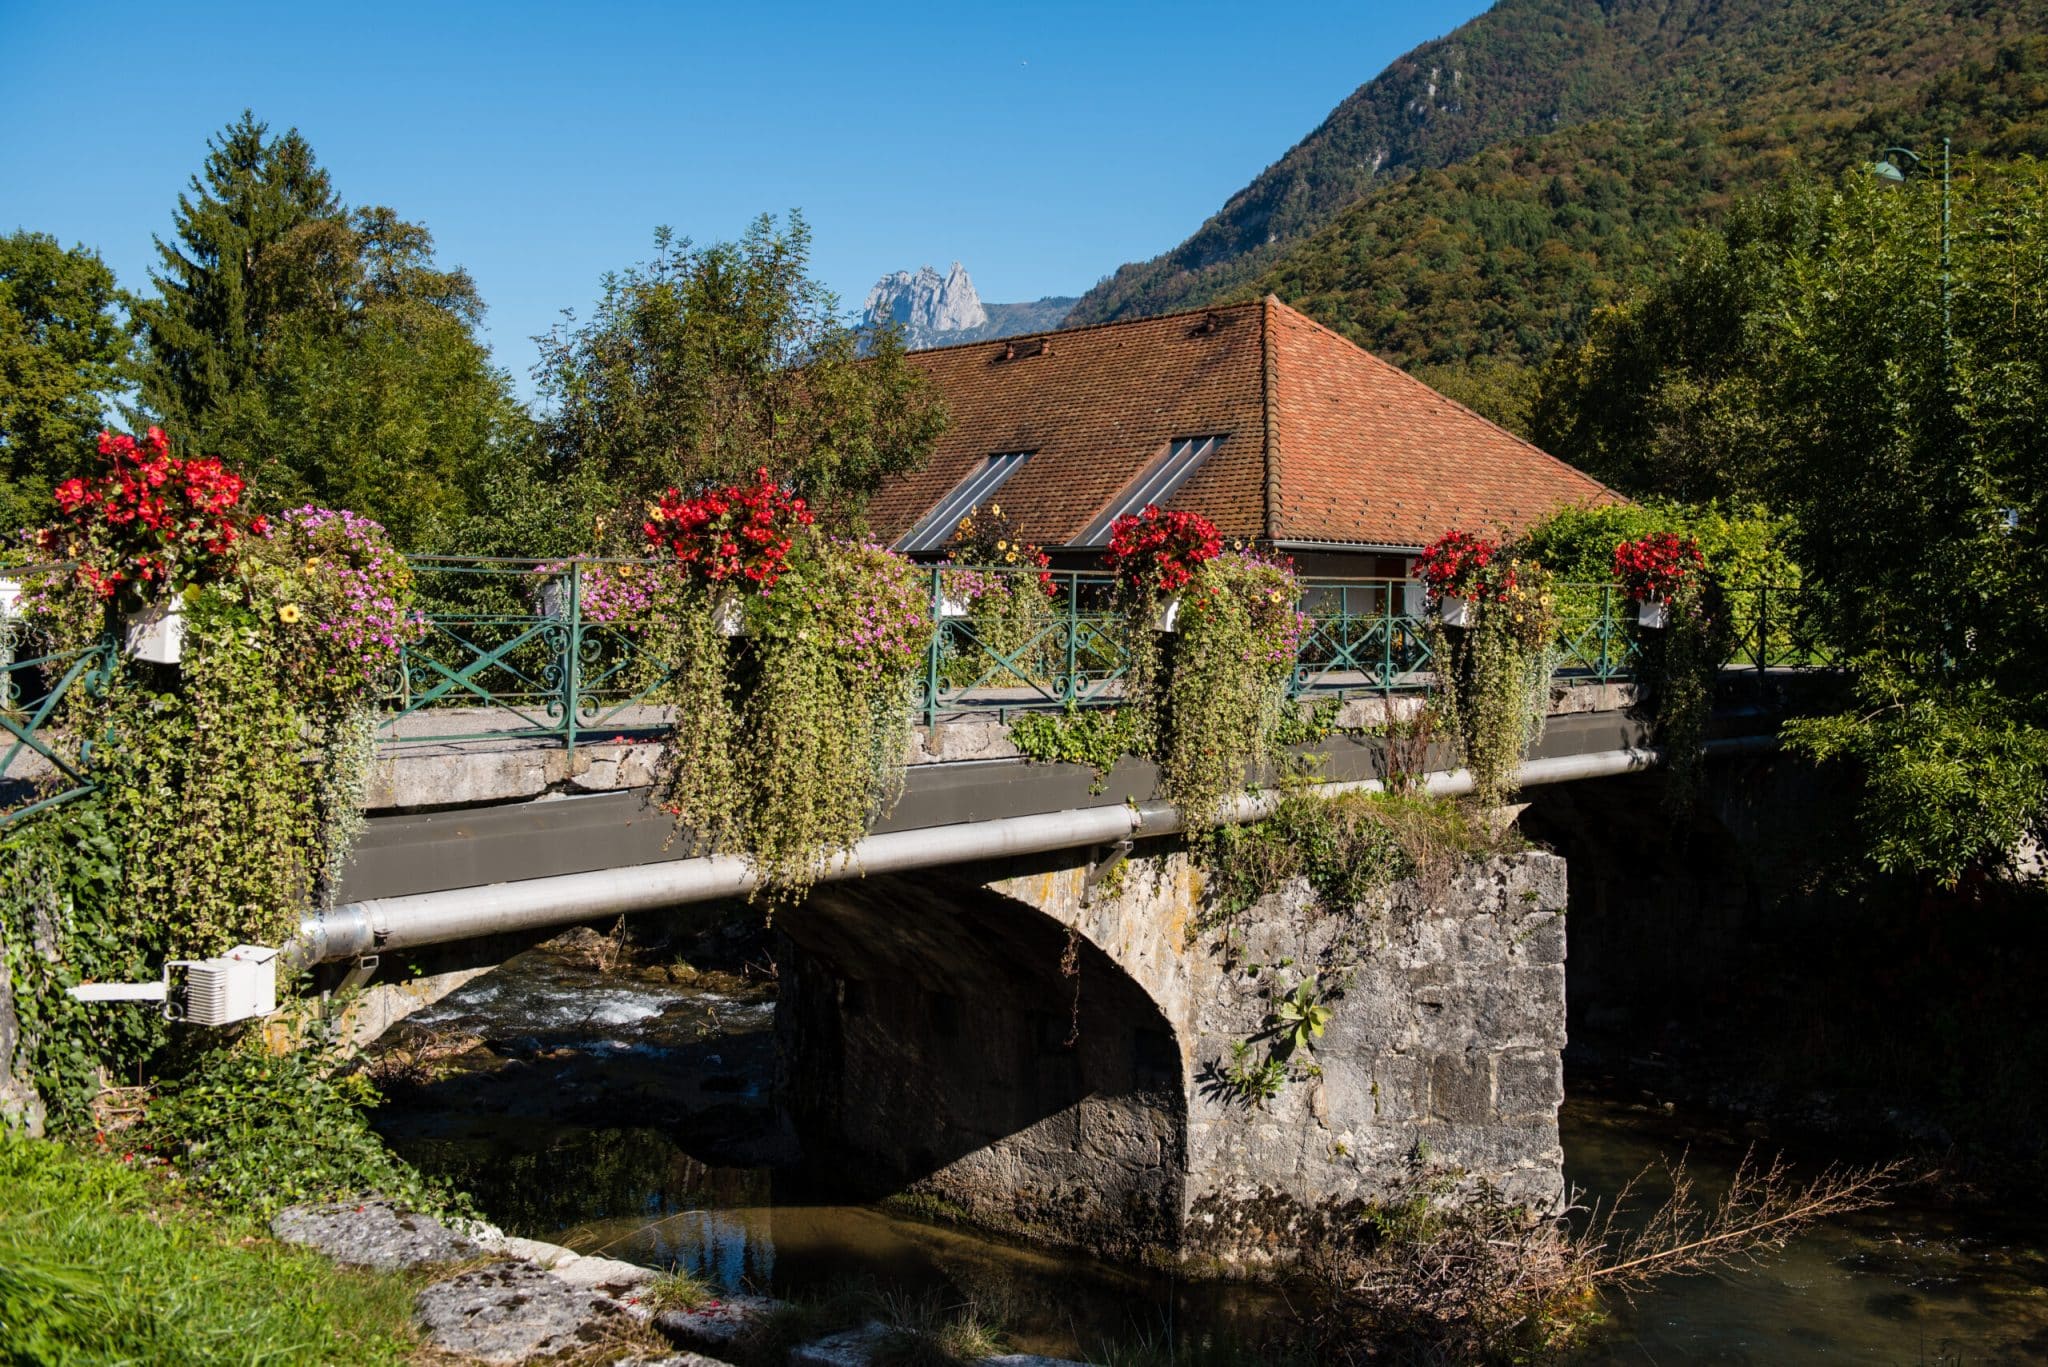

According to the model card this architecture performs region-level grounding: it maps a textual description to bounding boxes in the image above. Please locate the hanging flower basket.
[123,596,186,664]
[1437,594,1475,628]
[1614,533,1703,630]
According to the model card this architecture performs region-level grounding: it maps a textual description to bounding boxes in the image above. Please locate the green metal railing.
[385,556,681,759]
[1,557,1834,825]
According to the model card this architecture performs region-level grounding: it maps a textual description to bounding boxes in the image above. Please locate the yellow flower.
[989,503,1001,516]
[303,557,321,571]
[996,540,1009,551]
[278,603,303,624]
[1005,552,1018,563]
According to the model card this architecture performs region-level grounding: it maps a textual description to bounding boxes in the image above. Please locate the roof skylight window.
[894,451,1033,554]
[1075,435,1226,545]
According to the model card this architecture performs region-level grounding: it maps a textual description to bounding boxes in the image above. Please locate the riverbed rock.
[491,1233,656,1296]
[788,1323,892,1367]
[786,1325,1094,1367]
[413,1259,632,1364]
[270,1199,484,1270]
[619,1356,737,1366]
[654,1292,786,1352]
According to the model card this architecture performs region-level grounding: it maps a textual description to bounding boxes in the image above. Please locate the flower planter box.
[1437,594,1475,628]
[536,574,577,619]
[713,593,746,638]
[0,577,19,677]
[124,597,186,664]
[1154,593,1183,633]
[1635,598,1669,630]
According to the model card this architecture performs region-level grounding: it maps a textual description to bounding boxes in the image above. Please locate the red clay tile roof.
[1265,299,1620,547]
[869,295,1618,552]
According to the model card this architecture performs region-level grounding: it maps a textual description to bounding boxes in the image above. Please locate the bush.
[139,1039,464,1220]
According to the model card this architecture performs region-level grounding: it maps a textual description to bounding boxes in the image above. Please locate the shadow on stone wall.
[776,873,1188,1260]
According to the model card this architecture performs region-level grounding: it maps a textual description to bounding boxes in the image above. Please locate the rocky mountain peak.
[859,261,1078,353]
[862,261,988,342]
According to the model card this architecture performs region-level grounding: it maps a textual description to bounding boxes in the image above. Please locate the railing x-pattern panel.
[1,556,1834,825]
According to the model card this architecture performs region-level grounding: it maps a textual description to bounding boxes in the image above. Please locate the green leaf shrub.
[139,1038,466,1220]
[0,805,167,1128]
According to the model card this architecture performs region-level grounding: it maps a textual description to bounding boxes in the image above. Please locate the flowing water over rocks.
[365,932,2048,1363]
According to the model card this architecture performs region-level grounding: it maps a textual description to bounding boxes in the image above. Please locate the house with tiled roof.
[870,295,1619,576]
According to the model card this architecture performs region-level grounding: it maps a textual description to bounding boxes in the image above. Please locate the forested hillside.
[1068,0,2048,416]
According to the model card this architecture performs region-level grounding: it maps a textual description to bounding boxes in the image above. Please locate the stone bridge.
[311,678,1792,1267]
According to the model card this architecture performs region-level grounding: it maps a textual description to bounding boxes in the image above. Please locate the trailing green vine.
[1612,533,1733,815]
[24,493,423,957]
[3,434,428,1131]
[644,473,931,904]
[0,804,167,1129]
[1100,511,1305,827]
[1415,532,1560,811]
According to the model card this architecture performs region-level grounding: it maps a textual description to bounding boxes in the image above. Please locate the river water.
[367,943,2048,1364]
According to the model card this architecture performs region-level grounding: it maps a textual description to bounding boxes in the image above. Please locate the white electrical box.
[179,944,278,1025]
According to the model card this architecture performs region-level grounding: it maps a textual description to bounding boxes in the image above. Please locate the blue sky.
[1,1,1489,393]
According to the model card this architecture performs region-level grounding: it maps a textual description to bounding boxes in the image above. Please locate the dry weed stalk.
[360,1029,482,1089]
[1578,1149,1900,1295]
[1316,1150,1899,1363]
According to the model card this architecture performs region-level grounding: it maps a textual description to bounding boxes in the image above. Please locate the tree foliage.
[129,112,527,548]
[1540,159,2048,879]
[0,233,130,533]
[535,214,946,527]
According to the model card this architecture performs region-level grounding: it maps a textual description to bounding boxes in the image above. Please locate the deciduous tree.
[536,214,945,528]
[1535,162,2048,880]
[0,233,130,533]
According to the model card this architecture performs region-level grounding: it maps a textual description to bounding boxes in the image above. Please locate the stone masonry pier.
[777,846,1567,1268]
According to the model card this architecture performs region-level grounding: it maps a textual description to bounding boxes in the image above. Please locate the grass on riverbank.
[0,1131,421,1365]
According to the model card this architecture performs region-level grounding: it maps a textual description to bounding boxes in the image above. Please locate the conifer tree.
[129,113,532,548]
[130,110,340,455]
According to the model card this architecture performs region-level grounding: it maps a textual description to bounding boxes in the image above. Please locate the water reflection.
[369,942,2048,1364]
[1564,1099,2048,1365]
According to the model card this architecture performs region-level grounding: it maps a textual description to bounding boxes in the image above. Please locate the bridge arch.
[778,862,1190,1258]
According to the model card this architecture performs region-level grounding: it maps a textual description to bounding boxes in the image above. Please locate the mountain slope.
[1069,0,2047,329]
[1255,33,2048,381]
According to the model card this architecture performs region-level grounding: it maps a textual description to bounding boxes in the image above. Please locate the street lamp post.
[1870,137,1951,345]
